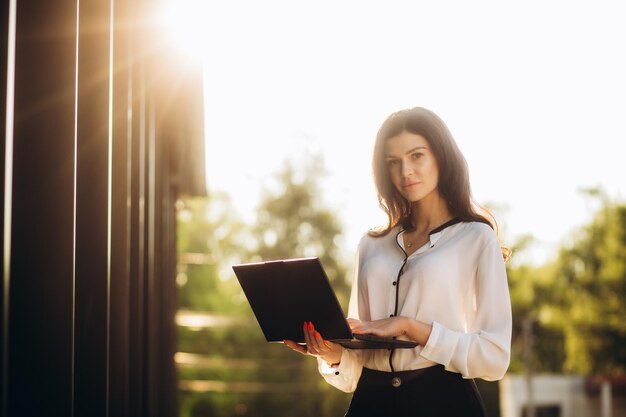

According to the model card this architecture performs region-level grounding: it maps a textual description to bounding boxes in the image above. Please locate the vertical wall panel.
[109,0,131,415]
[0,0,11,413]
[73,1,112,416]
[7,1,78,416]
[128,47,146,417]
[1,1,205,416]
[157,132,179,417]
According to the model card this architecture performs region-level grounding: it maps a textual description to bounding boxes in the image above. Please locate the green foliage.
[177,192,251,314]
[251,154,350,305]
[506,192,626,375]
[176,155,351,417]
[551,198,626,374]
[507,238,565,373]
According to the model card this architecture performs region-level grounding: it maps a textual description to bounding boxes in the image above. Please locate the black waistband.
[358,365,445,389]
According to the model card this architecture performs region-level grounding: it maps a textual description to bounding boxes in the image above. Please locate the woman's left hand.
[348,317,432,345]
[348,317,409,338]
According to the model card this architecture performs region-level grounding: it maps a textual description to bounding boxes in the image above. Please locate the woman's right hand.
[283,321,343,366]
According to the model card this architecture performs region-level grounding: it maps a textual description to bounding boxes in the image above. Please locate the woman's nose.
[401,161,413,176]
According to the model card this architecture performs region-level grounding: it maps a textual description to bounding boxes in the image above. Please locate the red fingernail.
[308,322,314,331]
[315,331,321,338]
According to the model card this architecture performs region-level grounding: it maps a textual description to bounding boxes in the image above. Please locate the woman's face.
[384,131,440,204]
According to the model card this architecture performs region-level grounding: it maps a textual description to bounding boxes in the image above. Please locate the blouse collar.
[397,217,462,252]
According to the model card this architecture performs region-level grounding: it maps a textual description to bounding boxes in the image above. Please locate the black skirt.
[345,365,487,417]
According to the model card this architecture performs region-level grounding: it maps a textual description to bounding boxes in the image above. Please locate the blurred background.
[2,1,625,417]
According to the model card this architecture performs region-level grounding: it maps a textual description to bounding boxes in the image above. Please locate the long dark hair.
[370,107,510,260]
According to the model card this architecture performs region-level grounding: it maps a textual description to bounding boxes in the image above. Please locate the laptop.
[232,257,417,349]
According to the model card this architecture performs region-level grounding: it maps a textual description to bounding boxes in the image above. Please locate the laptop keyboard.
[354,333,396,342]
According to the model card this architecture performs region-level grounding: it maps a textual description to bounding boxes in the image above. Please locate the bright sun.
[158,0,208,59]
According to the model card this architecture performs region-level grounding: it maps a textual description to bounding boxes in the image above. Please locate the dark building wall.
[1,1,205,416]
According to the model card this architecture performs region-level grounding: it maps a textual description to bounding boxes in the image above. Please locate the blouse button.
[391,376,402,387]
[389,314,394,317]
[392,281,397,286]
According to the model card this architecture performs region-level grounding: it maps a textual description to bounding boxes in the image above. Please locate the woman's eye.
[411,153,423,160]
[386,159,399,167]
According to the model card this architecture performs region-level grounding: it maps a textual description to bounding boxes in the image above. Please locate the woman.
[284,107,512,416]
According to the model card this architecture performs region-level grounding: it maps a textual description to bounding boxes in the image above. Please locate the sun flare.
[158,0,209,59]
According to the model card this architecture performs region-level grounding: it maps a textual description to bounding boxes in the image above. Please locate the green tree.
[177,192,250,313]
[549,193,626,374]
[506,191,626,376]
[251,154,350,304]
[506,235,567,374]
[176,154,353,417]
[176,193,263,417]
[243,153,352,416]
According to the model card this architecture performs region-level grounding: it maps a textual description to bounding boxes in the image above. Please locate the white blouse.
[318,221,512,393]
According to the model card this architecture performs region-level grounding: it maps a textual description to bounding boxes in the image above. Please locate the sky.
[165,0,626,265]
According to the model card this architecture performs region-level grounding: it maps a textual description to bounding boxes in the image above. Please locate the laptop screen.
[232,257,353,343]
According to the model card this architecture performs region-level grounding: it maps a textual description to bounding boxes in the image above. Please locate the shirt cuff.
[319,349,346,376]
[419,320,460,366]
[319,359,342,376]
[317,348,363,393]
